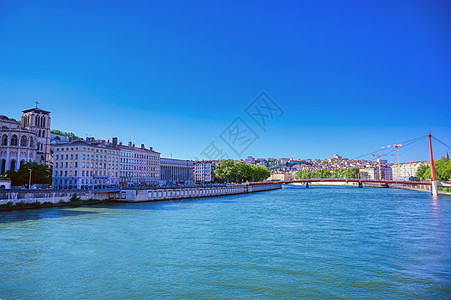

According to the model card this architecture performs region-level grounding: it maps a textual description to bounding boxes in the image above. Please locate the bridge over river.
[253,179,451,194]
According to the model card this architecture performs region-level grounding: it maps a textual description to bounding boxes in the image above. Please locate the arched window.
[10,159,16,171]
[10,135,18,146]
[0,159,5,174]
[20,135,27,147]
[1,135,7,146]
[42,117,46,128]
[35,116,39,127]
[29,137,34,148]
[20,160,25,168]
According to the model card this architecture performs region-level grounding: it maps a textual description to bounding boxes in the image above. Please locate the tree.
[5,162,52,187]
[416,165,429,180]
[415,159,451,182]
[214,160,270,183]
[51,129,82,140]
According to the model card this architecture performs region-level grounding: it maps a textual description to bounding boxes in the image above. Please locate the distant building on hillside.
[360,166,393,180]
[392,161,429,179]
[245,156,255,164]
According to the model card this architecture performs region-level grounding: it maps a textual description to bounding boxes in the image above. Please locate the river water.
[1,186,450,299]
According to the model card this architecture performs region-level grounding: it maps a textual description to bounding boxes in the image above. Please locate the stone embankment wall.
[0,184,282,206]
[0,190,112,206]
[118,184,281,202]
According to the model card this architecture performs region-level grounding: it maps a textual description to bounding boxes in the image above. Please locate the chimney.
[119,142,122,145]
[128,141,132,147]
[69,136,74,142]
[113,137,118,147]
[141,144,145,149]
[86,137,93,144]
[132,143,135,148]
[149,147,153,151]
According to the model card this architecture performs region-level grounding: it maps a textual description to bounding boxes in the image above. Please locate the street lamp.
[28,168,32,189]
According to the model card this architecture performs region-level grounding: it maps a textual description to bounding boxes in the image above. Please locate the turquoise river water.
[1,186,450,299]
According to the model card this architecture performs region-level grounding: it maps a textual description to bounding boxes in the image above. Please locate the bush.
[32,201,42,208]
[70,193,80,202]
[59,199,66,204]
[16,201,27,208]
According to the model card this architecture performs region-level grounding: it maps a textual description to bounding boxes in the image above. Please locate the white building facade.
[194,161,215,183]
[53,139,120,189]
[119,141,160,187]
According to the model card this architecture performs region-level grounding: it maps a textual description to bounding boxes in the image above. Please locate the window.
[75,162,78,167]
[56,155,59,160]
[75,171,77,176]
[10,135,18,146]
[65,154,68,160]
[75,154,78,159]
[70,154,73,160]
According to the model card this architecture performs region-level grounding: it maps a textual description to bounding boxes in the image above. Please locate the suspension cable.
[352,135,427,160]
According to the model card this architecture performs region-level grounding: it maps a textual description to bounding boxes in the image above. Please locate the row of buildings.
[2,105,443,188]
[249,155,434,181]
[1,105,215,188]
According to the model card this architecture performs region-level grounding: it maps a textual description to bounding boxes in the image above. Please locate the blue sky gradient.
[1,0,450,162]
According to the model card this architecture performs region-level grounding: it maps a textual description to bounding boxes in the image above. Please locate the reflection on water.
[0,207,100,224]
[0,186,450,299]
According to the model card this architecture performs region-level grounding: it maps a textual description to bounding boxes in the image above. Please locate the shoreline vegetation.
[0,193,108,211]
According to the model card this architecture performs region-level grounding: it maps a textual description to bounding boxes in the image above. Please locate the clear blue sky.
[1,0,450,162]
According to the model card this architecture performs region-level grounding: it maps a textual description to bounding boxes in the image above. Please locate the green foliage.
[59,199,66,204]
[214,160,270,183]
[5,162,52,187]
[70,193,80,202]
[16,201,26,208]
[294,170,330,179]
[32,201,42,208]
[416,165,429,180]
[416,158,451,182]
[51,129,82,140]
[331,167,359,179]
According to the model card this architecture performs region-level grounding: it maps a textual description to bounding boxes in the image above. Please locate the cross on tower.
[35,100,39,108]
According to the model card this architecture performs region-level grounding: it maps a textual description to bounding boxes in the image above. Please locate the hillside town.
[0,105,446,189]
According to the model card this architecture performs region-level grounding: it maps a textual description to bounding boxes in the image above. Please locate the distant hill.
[51,130,82,140]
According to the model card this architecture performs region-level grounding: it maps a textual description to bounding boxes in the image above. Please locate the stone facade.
[160,158,194,185]
[53,139,120,189]
[194,161,215,183]
[118,141,160,187]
